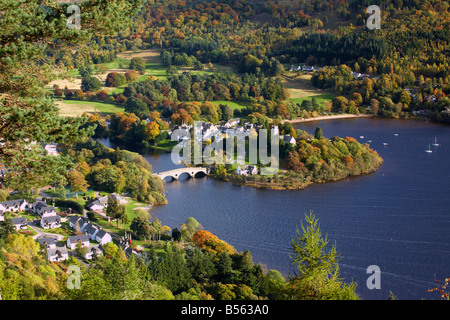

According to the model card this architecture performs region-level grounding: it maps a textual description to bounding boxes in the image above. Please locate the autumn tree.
[145,121,160,142]
[191,230,237,255]
[105,72,126,87]
[67,169,89,198]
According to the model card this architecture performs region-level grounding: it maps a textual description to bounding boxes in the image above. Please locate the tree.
[130,216,152,240]
[191,230,236,254]
[0,219,17,241]
[67,169,89,198]
[220,104,233,121]
[124,70,139,83]
[75,241,88,257]
[160,50,173,66]
[81,76,102,92]
[0,189,9,202]
[129,57,146,75]
[180,217,202,241]
[314,127,324,140]
[145,121,160,142]
[0,0,143,190]
[105,72,126,87]
[92,165,126,193]
[287,212,359,300]
[105,194,126,227]
[166,65,178,75]
[125,97,149,116]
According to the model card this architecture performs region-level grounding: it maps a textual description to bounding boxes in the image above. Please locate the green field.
[209,100,250,110]
[57,99,124,117]
[150,139,177,151]
[289,93,336,106]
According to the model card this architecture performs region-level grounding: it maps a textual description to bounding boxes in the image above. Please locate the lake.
[102,117,450,300]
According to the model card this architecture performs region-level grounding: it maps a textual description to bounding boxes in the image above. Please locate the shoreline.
[284,114,373,124]
[213,163,383,191]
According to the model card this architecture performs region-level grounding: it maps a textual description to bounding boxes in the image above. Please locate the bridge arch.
[153,167,209,182]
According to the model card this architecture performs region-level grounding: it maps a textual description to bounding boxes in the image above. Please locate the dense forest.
[66,139,167,205]
[44,0,449,124]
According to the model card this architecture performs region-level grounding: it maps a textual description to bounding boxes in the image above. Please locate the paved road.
[28,222,64,241]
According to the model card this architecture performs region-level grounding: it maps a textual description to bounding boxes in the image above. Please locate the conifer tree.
[0,0,144,190]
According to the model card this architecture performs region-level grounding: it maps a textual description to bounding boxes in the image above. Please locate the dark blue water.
[103,117,450,300]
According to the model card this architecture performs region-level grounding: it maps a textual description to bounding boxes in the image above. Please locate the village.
[0,194,138,264]
[169,119,297,176]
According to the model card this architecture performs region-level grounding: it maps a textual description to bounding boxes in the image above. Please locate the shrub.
[54,199,84,214]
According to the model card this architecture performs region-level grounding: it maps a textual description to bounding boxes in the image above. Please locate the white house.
[86,193,127,213]
[48,247,69,262]
[84,223,99,241]
[69,216,87,230]
[281,134,296,145]
[236,165,258,176]
[42,142,59,156]
[0,199,29,213]
[0,211,4,222]
[224,118,240,128]
[39,206,57,218]
[84,245,103,260]
[12,217,27,230]
[426,95,437,103]
[31,201,48,214]
[38,237,57,249]
[40,215,61,229]
[95,229,112,245]
[86,199,105,212]
[67,234,90,250]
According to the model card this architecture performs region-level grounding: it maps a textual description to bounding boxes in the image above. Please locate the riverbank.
[211,172,314,190]
[284,114,373,124]
[213,159,383,191]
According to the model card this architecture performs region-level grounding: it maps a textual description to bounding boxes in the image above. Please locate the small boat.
[367,140,372,143]
[394,133,398,136]
[432,137,440,147]
[382,142,388,146]
[360,135,364,139]
[425,144,432,153]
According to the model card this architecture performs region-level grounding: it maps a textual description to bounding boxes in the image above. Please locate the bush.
[105,72,127,87]
[54,199,84,214]
[81,76,102,92]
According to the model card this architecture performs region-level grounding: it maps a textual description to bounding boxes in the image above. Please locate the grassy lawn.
[19,227,38,237]
[151,139,177,151]
[103,57,131,70]
[143,62,169,79]
[289,93,336,106]
[94,198,149,235]
[57,99,124,117]
[209,100,250,111]
[43,223,76,240]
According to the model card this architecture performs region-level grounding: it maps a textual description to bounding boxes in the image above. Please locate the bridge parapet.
[153,167,209,180]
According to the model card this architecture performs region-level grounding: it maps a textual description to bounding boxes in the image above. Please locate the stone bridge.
[152,167,210,181]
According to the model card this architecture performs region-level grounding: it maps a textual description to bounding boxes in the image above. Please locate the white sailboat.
[432,137,440,147]
[425,144,432,153]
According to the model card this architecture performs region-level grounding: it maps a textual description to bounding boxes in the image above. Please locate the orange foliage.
[191,230,236,254]
[342,155,354,165]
